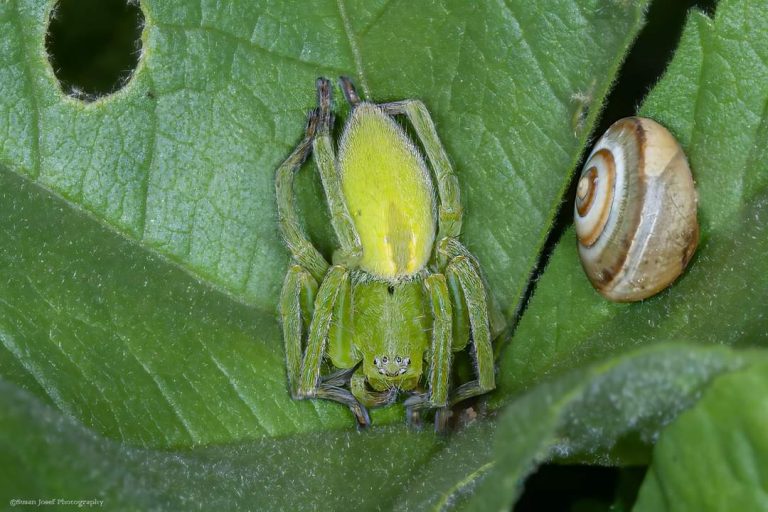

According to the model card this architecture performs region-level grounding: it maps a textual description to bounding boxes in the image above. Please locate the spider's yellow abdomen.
[338,104,436,279]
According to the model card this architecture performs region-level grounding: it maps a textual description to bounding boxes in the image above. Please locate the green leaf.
[0,344,750,510]
[497,0,768,401]
[498,190,768,402]
[633,358,768,512]
[0,0,650,316]
[0,166,362,445]
[457,344,746,511]
[0,378,441,510]
[0,0,649,444]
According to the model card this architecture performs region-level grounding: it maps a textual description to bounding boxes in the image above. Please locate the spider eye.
[403,357,410,366]
[395,356,402,363]
[382,356,388,364]
[374,357,380,366]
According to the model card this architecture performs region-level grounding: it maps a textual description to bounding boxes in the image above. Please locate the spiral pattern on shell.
[574,117,699,302]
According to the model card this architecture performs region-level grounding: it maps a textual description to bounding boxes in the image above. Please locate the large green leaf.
[0,344,753,510]
[497,0,768,400]
[633,358,768,512]
[0,0,648,445]
[0,0,649,315]
[0,166,359,445]
[0,378,440,510]
[463,344,754,511]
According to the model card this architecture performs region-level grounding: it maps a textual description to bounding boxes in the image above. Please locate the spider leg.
[321,366,357,387]
[423,274,453,408]
[378,99,462,241]
[404,274,453,431]
[279,265,318,397]
[439,237,506,339]
[313,78,362,266]
[445,267,471,351]
[444,256,495,406]
[275,108,329,282]
[296,265,370,427]
[315,385,370,429]
[327,265,360,368]
[434,407,452,432]
[296,264,346,393]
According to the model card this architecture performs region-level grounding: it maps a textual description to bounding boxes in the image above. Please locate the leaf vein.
[154,20,349,75]
[336,0,371,97]
[10,0,41,179]
[115,333,201,444]
[208,351,275,435]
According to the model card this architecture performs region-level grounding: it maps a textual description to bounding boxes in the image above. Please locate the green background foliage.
[0,0,766,509]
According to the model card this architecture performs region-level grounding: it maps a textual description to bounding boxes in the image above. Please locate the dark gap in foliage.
[594,0,718,138]
[46,0,144,101]
[509,0,719,334]
[515,465,646,512]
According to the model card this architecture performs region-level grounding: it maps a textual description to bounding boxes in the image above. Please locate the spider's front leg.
[280,264,318,398]
[439,237,507,340]
[295,265,370,427]
[444,256,495,406]
[313,78,362,266]
[404,274,454,430]
[275,107,329,282]
[405,253,495,415]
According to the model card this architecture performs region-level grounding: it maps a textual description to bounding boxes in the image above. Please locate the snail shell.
[574,117,699,302]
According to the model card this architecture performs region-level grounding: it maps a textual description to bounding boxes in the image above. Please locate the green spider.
[276,77,500,429]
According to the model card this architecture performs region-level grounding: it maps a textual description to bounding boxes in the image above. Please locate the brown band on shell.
[592,117,647,289]
[576,167,598,216]
[577,148,616,248]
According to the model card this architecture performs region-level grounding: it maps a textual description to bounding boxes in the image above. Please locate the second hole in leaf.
[46,0,145,101]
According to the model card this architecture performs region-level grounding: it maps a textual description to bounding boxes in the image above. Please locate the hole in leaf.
[45,0,144,101]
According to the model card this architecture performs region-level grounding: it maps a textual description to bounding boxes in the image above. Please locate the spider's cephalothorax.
[276,77,500,429]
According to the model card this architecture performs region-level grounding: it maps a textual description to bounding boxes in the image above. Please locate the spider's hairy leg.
[424,273,454,408]
[446,268,471,351]
[313,78,362,265]
[297,264,345,392]
[379,99,462,241]
[280,265,318,396]
[404,274,453,431]
[321,366,357,387]
[297,265,369,426]
[439,237,506,339]
[274,108,329,282]
[327,269,358,368]
[445,256,495,406]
